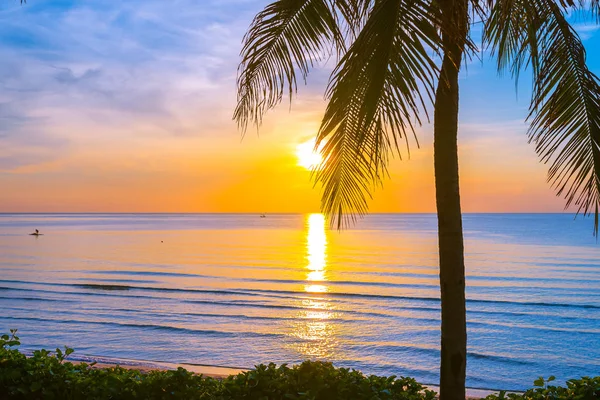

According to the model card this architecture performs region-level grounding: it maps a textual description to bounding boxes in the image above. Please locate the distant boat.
[260,214,266,218]
[29,229,43,236]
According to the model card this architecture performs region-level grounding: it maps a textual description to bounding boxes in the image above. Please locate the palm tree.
[234,1,600,398]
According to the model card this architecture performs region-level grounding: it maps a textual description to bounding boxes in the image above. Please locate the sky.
[1,0,600,213]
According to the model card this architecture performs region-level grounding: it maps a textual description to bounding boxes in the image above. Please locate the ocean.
[0,213,598,391]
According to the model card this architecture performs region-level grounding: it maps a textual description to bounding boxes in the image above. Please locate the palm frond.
[592,0,600,16]
[234,0,343,132]
[314,0,439,228]
[486,0,600,233]
[332,0,374,39]
[568,0,600,18]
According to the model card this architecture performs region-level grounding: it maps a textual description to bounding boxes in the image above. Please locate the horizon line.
[0,211,578,215]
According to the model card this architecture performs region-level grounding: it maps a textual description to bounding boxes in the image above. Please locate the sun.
[296,139,323,170]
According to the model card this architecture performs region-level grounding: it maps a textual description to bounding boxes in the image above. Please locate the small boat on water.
[260,214,266,218]
[29,229,43,236]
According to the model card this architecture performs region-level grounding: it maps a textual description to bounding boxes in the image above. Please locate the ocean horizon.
[1,212,599,391]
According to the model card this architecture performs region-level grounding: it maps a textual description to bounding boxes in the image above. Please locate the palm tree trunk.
[434,2,468,399]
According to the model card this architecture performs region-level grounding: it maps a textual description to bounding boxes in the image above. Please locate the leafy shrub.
[485,376,600,400]
[220,361,436,400]
[4,330,599,399]
[0,330,434,399]
[0,329,220,399]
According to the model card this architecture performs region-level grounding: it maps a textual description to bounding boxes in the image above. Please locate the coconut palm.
[234,0,600,398]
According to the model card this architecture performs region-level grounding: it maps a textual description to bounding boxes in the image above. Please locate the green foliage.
[4,331,600,399]
[0,330,434,399]
[220,361,436,400]
[485,376,600,400]
[485,0,600,233]
[0,329,21,348]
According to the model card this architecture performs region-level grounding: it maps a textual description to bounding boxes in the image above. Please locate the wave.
[469,308,600,321]
[468,352,535,366]
[84,269,600,288]
[2,279,600,310]
[0,280,265,298]
[517,261,600,269]
[0,286,33,292]
[183,299,327,312]
[357,343,439,357]
[72,278,161,285]
[179,299,406,323]
[177,311,349,322]
[355,343,536,366]
[0,295,75,303]
[1,304,353,324]
[86,270,214,279]
[469,298,600,310]
[467,319,600,335]
[0,284,163,301]
[75,284,132,291]
[0,315,284,339]
[85,270,439,289]
[245,287,600,310]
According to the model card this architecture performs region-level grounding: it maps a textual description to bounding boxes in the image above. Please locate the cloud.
[0,0,274,170]
[2,1,597,212]
[572,22,600,40]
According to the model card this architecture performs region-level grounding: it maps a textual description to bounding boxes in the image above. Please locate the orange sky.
[0,100,566,213]
[0,0,581,214]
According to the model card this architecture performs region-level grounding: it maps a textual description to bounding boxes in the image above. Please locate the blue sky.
[1,0,600,212]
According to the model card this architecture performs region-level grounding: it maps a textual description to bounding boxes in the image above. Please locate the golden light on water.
[304,284,327,293]
[289,298,337,358]
[304,213,328,294]
[286,213,338,359]
[295,139,323,170]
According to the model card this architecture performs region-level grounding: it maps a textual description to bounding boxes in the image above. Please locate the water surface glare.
[0,213,598,390]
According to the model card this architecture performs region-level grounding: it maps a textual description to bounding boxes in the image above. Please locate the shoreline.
[62,353,503,399]
[75,354,245,378]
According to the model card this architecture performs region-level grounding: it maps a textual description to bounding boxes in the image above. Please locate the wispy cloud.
[2,1,600,212]
[572,22,600,40]
[0,0,272,170]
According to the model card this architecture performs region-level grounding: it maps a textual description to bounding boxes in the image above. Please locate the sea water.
[0,213,598,390]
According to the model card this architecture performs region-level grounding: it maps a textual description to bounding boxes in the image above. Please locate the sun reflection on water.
[304,214,328,294]
[290,297,338,358]
[285,214,338,359]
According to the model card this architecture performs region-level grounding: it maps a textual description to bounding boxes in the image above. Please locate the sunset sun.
[295,139,323,170]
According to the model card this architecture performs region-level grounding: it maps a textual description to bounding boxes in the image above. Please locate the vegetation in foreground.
[1,331,599,399]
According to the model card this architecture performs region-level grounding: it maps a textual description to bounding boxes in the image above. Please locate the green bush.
[484,376,600,400]
[3,330,599,399]
[0,329,220,399]
[220,362,435,400]
[0,330,435,399]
